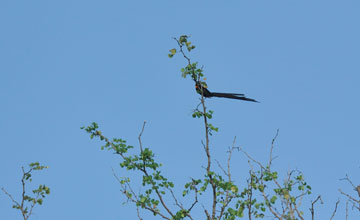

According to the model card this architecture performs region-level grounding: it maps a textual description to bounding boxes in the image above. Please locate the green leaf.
[170,48,176,55]
[270,196,277,204]
[230,185,238,193]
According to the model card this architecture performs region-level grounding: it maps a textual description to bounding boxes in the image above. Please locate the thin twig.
[215,159,227,177]
[136,205,143,220]
[138,121,146,152]
[218,138,237,220]
[227,137,236,181]
[310,195,322,220]
[1,187,20,207]
[169,188,183,209]
[239,147,265,170]
[329,200,340,220]
[27,192,40,219]
[340,175,356,188]
[339,189,360,204]
[259,189,282,219]
[268,129,279,169]
[187,179,199,213]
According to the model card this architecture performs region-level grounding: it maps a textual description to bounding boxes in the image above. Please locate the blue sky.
[1,0,359,219]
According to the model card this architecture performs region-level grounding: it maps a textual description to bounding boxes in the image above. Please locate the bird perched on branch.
[195,82,258,102]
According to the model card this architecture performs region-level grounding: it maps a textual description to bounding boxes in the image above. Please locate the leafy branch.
[82,122,196,220]
[82,35,342,220]
[2,162,50,220]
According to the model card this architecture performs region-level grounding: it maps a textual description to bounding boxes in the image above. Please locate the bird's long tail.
[210,92,259,102]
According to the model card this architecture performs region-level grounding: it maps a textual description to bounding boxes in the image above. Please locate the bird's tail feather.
[210,92,258,102]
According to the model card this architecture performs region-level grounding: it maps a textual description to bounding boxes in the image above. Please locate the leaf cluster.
[2,162,50,220]
[82,123,181,219]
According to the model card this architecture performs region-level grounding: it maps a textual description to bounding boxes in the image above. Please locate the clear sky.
[1,1,359,219]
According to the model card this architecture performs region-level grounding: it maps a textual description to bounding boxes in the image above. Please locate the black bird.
[195,82,258,102]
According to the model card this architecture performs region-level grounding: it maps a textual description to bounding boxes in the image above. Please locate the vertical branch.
[137,122,175,218]
[268,129,279,169]
[200,92,217,220]
[174,35,217,219]
[20,167,31,220]
[138,121,146,152]
[247,172,254,220]
[21,172,27,219]
[227,137,236,181]
[310,195,322,220]
[345,200,349,220]
[217,138,237,220]
[329,200,340,220]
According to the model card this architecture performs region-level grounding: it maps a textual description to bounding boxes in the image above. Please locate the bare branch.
[215,159,227,177]
[138,121,146,152]
[339,189,360,204]
[168,188,183,210]
[339,189,360,211]
[268,129,279,169]
[310,195,323,220]
[227,137,237,181]
[136,205,143,220]
[203,205,211,220]
[239,147,266,170]
[340,174,356,189]
[1,187,19,205]
[329,200,340,220]
[309,195,322,220]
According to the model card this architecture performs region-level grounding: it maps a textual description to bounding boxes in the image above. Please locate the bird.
[356,185,360,197]
[195,82,258,102]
